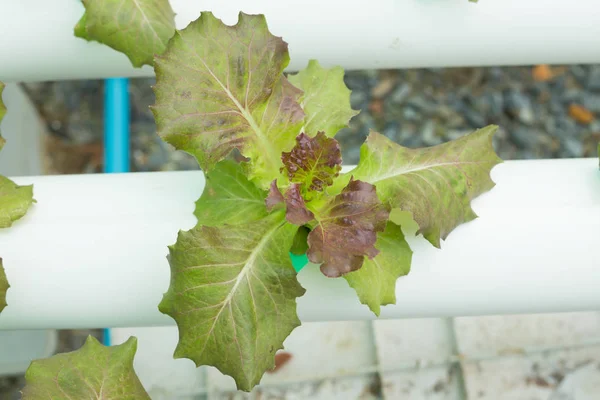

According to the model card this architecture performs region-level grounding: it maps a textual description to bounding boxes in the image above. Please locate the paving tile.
[455,312,600,359]
[111,327,205,399]
[462,346,600,400]
[554,363,600,400]
[208,392,253,400]
[207,321,376,393]
[380,365,462,400]
[373,318,454,368]
[255,374,379,399]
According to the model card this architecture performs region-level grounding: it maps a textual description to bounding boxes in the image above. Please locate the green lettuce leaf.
[307,178,390,277]
[0,176,34,228]
[288,60,358,137]
[152,12,305,187]
[74,0,176,67]
[344,222,412,316]
[22,336,150,399]
[0,258,8,315]
[0,82,34,228]
[290,226,310,255]
[195,160,267,226]
[281,132,342,195]
[159,212,306,391]
[346,126,501,247]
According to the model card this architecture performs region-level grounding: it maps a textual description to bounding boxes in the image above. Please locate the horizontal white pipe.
[2,0,600,82]
[0,159,598,330]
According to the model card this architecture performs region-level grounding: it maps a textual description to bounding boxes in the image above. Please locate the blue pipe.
[103,78,130,345]
[104,78,130,174]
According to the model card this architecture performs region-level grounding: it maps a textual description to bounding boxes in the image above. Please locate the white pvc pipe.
[0,159,598,330]
[2,0,600,82]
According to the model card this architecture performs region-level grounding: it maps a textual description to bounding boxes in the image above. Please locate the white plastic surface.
[0,159,598,330]
[2,0,600,82]
[0,84,56,378]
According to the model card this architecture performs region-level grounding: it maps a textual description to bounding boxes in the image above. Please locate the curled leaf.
[344,222,413,316]
[266,180,285,212]
[281,132,342,193]
[285,184,315,225]
[346,126,502,247]
[152,12,304,186]
[0,258,8,315]
[195,160,267,226]
[22,336,150,399]
[307,178,390,277]
[288,60,358,137]
[159,213,305,391]
[75,0,176,67]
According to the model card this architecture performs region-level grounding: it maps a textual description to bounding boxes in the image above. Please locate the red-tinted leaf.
[281,132,342,193]
[285,184,315,225]
[265,180,284,212]
[307,178,390,277]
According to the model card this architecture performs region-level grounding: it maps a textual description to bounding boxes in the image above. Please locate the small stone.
[509,127,543,149]
[406,96,431,112]
[568,104,595,124]
[350,91,367,110]
[371,77,396,99]
[554,116,578,135]
[587,66,600,91]
[569,65,587,84]
[390,83,411,104]
[583,93,600,112]
[550,99,565,115]
[504,90,528,113]
[434,105,454,121]
[421,121,440,146]
[532,65,553,82]
[518,106,535,125]
[343,73,370,92]
[562,137,584,157]
[504,90,535,125]
[369,99,384,116]
[561,89,582,105]
[544,118,556,136]
[402,106,419,121]
[463,109,486,128]
[589,120,600,133]
[488,92,504,118]
[383,122,400,140]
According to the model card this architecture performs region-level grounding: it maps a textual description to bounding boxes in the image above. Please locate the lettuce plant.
[16,2,502,396]
[150,12,502,391]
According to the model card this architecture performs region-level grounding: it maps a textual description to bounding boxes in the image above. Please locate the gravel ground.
[21,64,600,175]
[3,64,599,398]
